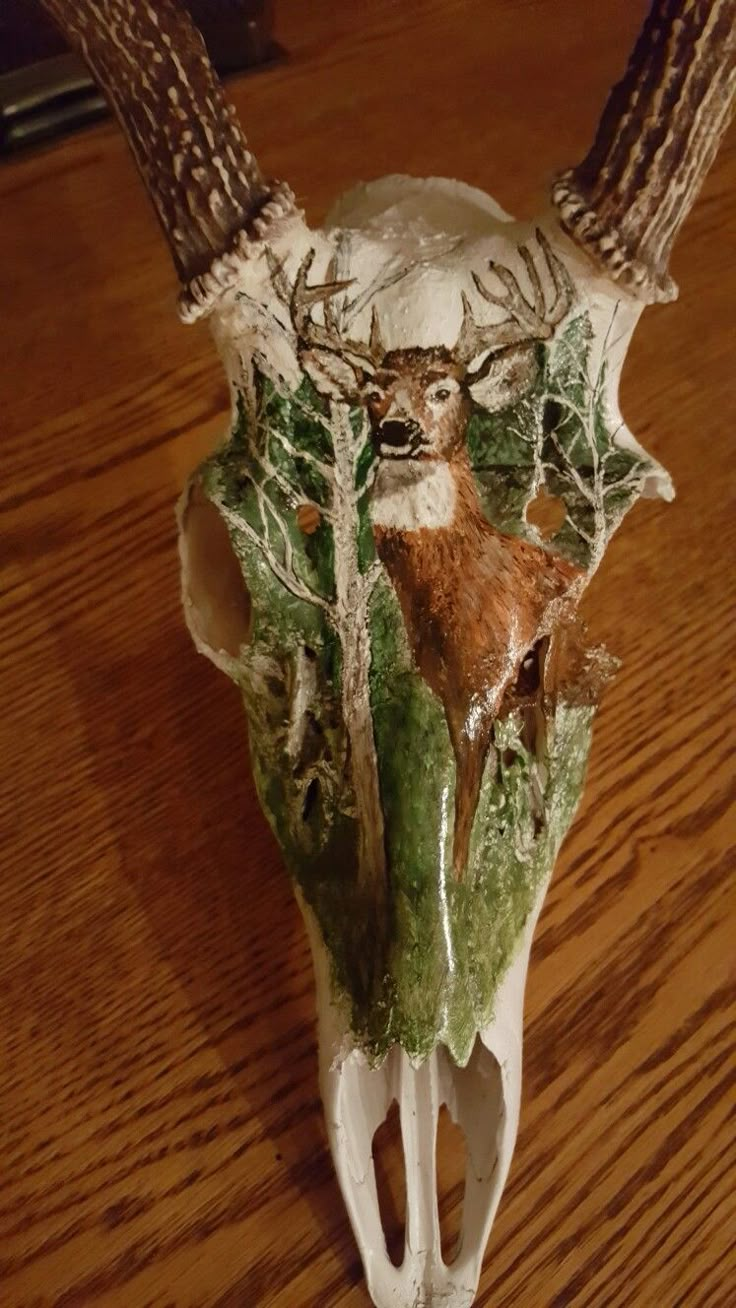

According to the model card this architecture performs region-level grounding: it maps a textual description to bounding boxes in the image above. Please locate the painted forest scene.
[197,234,659,1063]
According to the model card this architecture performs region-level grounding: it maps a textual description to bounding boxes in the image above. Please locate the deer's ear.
[301,348,364,402]
[467,344,538,412]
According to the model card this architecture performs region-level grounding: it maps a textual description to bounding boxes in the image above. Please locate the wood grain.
[1,2,734,1305]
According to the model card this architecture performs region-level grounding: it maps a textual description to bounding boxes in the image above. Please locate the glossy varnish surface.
[1,2,734,1304]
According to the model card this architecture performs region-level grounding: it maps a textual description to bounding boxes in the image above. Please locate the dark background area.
[0,0,275,75]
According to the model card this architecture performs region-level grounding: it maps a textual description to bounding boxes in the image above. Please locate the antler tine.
[458,231,576,363]
[456,291,486,362]
[369,306,385,364]
[291,250,345,331]
[274,248,383,376]
[475,260,525,309]
[518,247,546,319]
[286,249,358,358]
[470,270,511,314]
[534,229,575,326]
[291,249,319,336]
[481,258,549,332]
[265,250,292,308]
[323,255,342,336]
[457,287,534,362]
[472,264,546,337]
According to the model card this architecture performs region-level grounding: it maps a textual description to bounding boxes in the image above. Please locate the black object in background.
[0,0,279,153]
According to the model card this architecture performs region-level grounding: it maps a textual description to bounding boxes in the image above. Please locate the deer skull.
[37,3,735,1305]
[177,183,669,1305]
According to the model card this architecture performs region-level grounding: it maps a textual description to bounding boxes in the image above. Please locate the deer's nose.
[377,419,423,448]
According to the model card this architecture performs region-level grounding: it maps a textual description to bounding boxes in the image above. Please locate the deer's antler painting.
[37,2,736,1305]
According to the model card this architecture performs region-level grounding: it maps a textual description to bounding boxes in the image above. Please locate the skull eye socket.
[180,482,252,662]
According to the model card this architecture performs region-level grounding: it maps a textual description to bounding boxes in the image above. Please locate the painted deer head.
[35,3,735,1306]
[274,231,573,465]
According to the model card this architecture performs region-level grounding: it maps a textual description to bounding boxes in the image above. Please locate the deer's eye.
[433,387,452,402]
[366,389,384,404]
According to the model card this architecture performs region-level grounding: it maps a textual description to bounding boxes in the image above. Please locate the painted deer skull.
[39,3,735,1305]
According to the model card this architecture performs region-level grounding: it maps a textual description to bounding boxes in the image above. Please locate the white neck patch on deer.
[370,460,457,531]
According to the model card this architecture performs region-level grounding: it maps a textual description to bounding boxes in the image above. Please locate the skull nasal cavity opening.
[301,776,320,822]
[437,1105,467,1266]
[180,481,252,661]
[373,1101,406,1268]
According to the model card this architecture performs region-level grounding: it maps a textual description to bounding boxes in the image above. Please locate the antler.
[552,0,736,302]
[457,229,575,362]
[268,250,386,373]
[39,0,301,315]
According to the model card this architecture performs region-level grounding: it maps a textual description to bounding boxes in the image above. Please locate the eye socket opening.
[179,481,252,664]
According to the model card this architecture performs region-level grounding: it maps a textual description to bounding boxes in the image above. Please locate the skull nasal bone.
[379,419,422,446]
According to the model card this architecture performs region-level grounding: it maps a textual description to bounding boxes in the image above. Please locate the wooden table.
[1,3,734,1304]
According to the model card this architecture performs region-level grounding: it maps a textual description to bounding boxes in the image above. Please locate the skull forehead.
[325,174,515,238]
[321,177,529,352]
